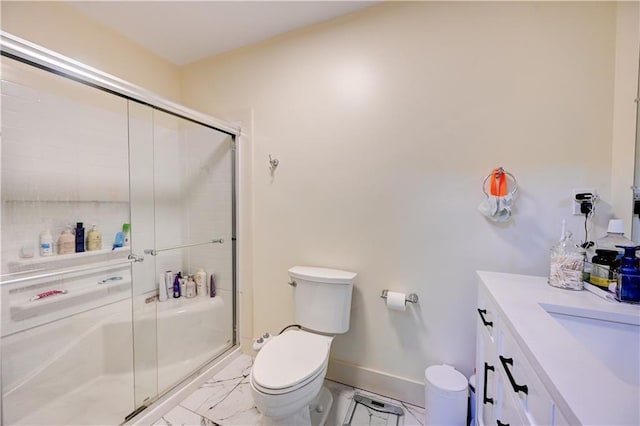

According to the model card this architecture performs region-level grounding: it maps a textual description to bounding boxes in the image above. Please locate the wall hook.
[269,154,279,172]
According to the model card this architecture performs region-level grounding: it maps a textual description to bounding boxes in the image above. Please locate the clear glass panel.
[128,101,159,407]
[151,109,234,394]
[1,57,134,425]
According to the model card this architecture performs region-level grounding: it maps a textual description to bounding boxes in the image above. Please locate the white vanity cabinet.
[475,271,640,426]
[476,282,555,426]
[475,286,498,425]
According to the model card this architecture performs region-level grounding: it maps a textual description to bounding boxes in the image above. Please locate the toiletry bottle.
[596,219,634,255]
[185,274,196,298]
[165,271,174,299]
[86,225,102,251]
[549,220,584,290]
[158,272,168,302]
[40,230,53,256]
[173,273,181,298]
[57,227,75,255]
[615,245,640,304]
[210,272,216,298]
[195,268,207,297]
[75,222,85,253]
[113,231,125,250]
[180,275,187,297]
[122,223,131,247]
[589,249,619,289]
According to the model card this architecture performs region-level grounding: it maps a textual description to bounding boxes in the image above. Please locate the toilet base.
[257,386,334,426]
[309,386,333,426]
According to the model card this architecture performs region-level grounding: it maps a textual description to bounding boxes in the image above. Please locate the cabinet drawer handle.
[497,420,509,426]
[477,308,493,328]
[483,362,494,405]
[499,356,529,395]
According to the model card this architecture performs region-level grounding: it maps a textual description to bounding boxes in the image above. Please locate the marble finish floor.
[154,354,425,426]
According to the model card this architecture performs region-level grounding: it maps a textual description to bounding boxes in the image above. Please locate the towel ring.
[482,167,518,197]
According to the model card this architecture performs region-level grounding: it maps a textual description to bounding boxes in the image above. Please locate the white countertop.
[477,271,640,425]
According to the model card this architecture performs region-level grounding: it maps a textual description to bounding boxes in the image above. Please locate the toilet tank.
[288,266,357,334]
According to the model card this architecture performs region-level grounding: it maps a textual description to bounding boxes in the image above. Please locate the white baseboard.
[326,358,425,408]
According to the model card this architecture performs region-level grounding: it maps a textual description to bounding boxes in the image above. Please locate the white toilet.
[250,266,357,426]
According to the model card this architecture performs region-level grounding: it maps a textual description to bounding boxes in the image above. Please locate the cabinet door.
[476,285,498,426]
[495,368,528,426]
[500,323,555,426]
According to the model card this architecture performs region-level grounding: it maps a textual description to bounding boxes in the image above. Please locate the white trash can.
[424,364,468,426]
[469,374,477,426]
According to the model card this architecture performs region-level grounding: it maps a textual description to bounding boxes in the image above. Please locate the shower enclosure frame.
[0,31,241,423]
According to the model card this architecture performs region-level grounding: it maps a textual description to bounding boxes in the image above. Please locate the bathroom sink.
[540,302,640,386]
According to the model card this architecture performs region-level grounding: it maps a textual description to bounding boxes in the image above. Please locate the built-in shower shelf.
[8,247,130,273]
[10,279,131,322]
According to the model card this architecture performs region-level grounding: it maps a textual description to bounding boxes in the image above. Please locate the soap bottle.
[86,225,102,251]
[75,222,85,253]
[615,245,640,304]
[40,230,53,256]
[57,227,75,255]
[195,268,207,297]
[549,220,585,290]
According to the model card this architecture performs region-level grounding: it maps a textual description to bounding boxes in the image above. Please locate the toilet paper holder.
[381,289,419,304]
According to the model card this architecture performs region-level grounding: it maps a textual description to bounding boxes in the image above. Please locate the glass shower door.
[1,56,135,425]
[128,103,236,403]
[151,108,235,395]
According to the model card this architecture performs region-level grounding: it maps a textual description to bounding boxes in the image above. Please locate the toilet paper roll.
[386,291,406,311]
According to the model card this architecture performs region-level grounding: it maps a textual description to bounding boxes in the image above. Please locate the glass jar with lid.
[549,229,585,291]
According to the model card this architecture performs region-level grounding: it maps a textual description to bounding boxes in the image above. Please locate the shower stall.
[0,33,239,425]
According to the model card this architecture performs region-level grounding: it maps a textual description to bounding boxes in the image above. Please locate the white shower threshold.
[12,373,134,426]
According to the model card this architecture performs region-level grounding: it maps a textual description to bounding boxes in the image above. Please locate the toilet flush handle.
[288,280,297,287]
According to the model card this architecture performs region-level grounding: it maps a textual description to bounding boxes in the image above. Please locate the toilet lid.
[252,330,331,390]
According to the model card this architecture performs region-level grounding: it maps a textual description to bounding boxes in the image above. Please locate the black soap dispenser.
[75,222,85,253]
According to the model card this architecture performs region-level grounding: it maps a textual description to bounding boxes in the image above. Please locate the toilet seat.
[252,330,332,395]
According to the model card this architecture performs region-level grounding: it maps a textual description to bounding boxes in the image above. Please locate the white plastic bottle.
[185,275,196,298]
[158,272,169,302]
[40,230,53,256]
[57,227,75,255]
[195,268,207,297]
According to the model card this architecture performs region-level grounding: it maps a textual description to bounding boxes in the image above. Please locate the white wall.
[181,1,630,402]
[1,1,181,103]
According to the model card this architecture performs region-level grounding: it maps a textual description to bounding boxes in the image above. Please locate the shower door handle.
[128,253,144,263]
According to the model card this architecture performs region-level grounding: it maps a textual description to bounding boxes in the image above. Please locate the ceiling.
[67,1,378,66]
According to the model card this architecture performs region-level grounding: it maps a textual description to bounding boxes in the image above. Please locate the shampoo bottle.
[86,225,102,251]
[615,245,640,304]
[158,272,168,302]
[185,274,196,298]
[195,268,207,297]
[173,273,181,298]
[209,272,216,298]
[75,222,85,253]
[57,227,75,255]
[40,230,53,256]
